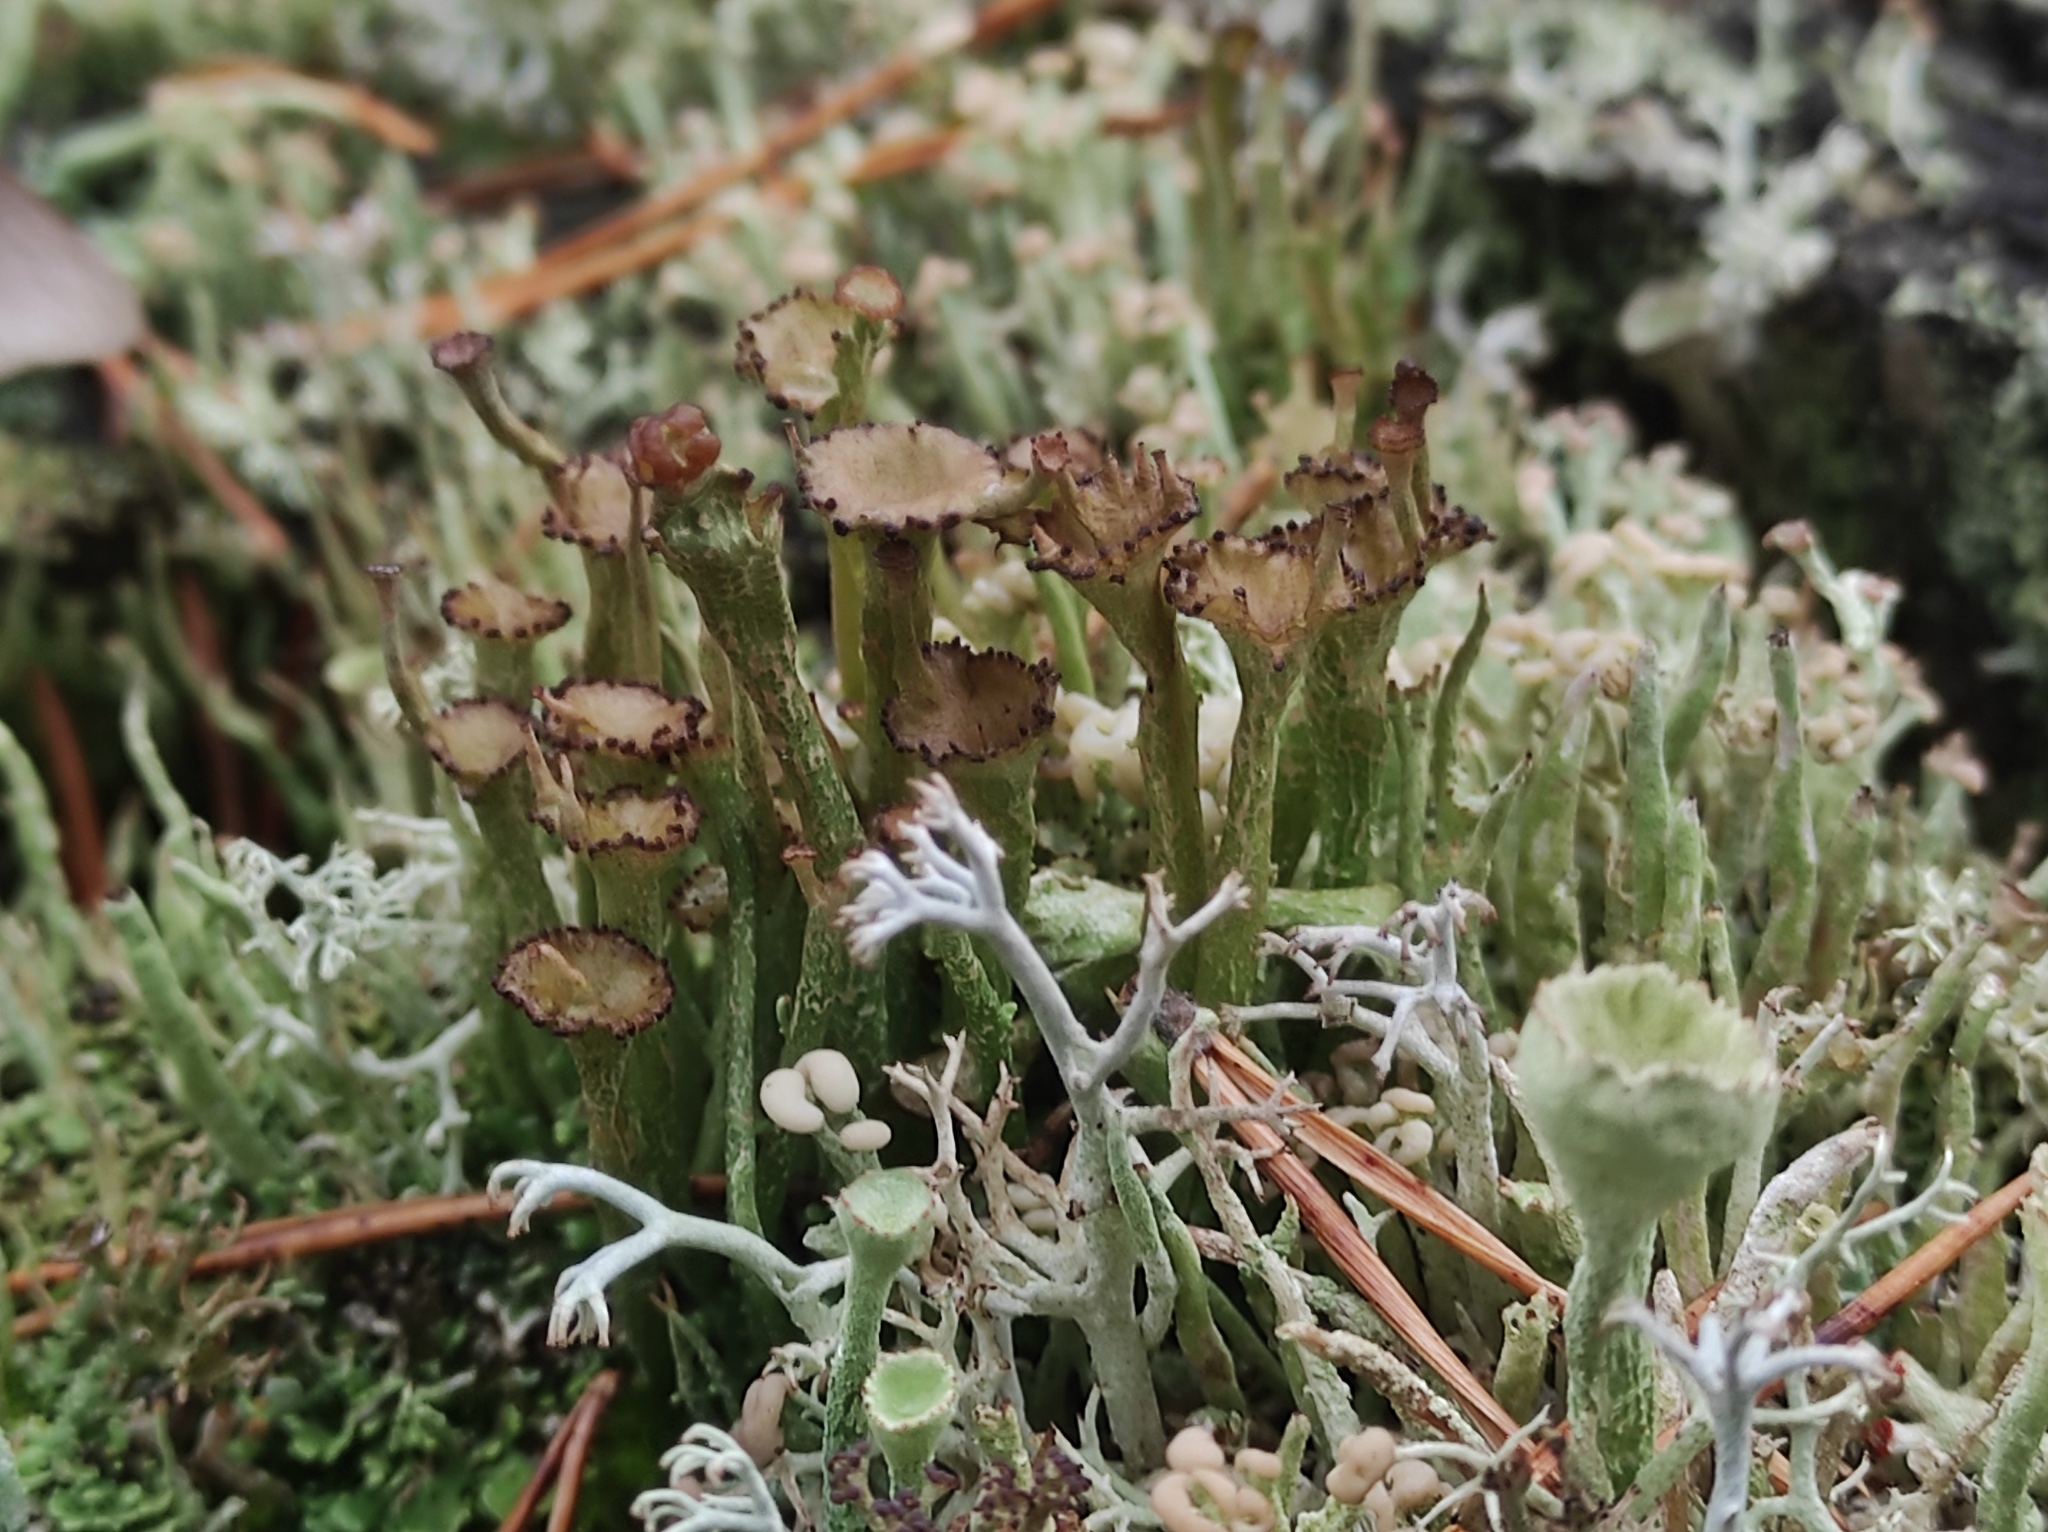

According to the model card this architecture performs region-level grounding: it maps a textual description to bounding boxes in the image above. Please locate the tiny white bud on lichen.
[837,1119,892,1153]
[760,1068,824,1134]
[796,1048,862,1115]
[1165,1426,1227,1474]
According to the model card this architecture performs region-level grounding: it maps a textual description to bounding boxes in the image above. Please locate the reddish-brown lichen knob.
[626,404,722,488]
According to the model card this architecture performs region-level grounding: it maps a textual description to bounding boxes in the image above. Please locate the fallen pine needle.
[1815,1167,2033,1346]
[151,58,437,154]
[1199,1052,1532,1464]
[100,351,290,563]
[25,669,106,908]
[537,0,1060,269]
[546,1368,621,1532]
[8,1189,586,1301]
[1207,1034,1565,1307]
[496,1369,621,1532]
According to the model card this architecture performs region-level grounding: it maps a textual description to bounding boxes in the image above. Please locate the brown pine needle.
[9,1305,65,1341]
[496,1369,621,1532]
[545,1368,621,1532]
[7,1189,585,1300]
[436,137,643,213]
[152,58,437,154]
[538,0,1060,270]
[1199,1054,1528,1457]
[1814,1166,2033,1346]
[25,669,106,908]
[1206,1035,1565,1306]
[843,127,963,186]
[407,206,746,340]
[173,568,249,839]
[100,351,290,563]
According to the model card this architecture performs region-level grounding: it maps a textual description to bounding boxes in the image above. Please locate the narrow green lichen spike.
[1625,643,1670,947]
[108,892,278,1191]
[1394,688,1428,897]
[1511,671,1597,987]
[1430,587,1491,853]
[1459,751,1531,894]
[0,716,85,977]
[1807,785,1879,998]
[1659,798,1706,979]
[1980,1151,2048,1532]
[1745,631,1819,1007]
[1149,1180,1248,1415]
[1663,586,1732,774]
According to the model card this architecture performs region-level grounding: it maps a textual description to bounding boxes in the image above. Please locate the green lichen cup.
[1518,963,1778,1238]
[864,1348,957,1487]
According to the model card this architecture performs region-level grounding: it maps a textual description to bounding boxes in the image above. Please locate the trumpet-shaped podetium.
[735,265,901,418]
[424,699,533,796]
[862,1348,957,1487]
[882,640,1057,768]
[493,927,675,1039]
[529,782,703,858]
[439,581,572,644]
[533,680,705,760]
[1518,964,1778,1236]
[1517,962,1778,1488]
[543,454,638,551]
[796,421,1015,536]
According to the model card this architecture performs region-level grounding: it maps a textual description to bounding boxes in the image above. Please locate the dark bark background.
[1397,0,2048,843]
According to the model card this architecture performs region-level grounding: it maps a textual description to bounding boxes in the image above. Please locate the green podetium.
[737,266,906,716]
[628,404,888,1069]
[1743,630,1819,1009]
[1516,964,1778,1491]
[1017,437,1210,916]
[1509,670,1597,988]
[492,925,676,1193]
[1291,363,1483,892]
[863,1349,959,1490]
[825,1169,941,1530]
[1166,364,1487,1001]
[794,418,1018,812]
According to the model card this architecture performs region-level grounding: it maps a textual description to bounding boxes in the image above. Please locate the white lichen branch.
[488,1161,839,1347]
[632,1425,785,1532]
[351,1007,482,1152]
[843,776,1243,1468]
[843,775,1244,1092]
[1259,884,1502,1229]
[1610,1291,1893,1532]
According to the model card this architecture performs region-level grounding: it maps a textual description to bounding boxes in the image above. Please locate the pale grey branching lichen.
[849,774,1243,1469]
[1245,884,1502,1226]
[1612,1293,1892,1532]
[488,1160,841,1347]
[631,1425,785,1532]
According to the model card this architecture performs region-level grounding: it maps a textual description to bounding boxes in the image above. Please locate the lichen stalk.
[1074,575,1211,921]
[1201,651,1297,1003]
[108,892,277,1190]
[1510,671,1597,988]
[1744,631,1818,1007]
[844,781,1244,1467]
[429,331,566,473]
[1806,785,1878,997]
[859,534,934,808]
[1561,1218,1656,1493]
[1302,610,1401,887]
[648,470,861,864]
[1625,643,1670,947]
